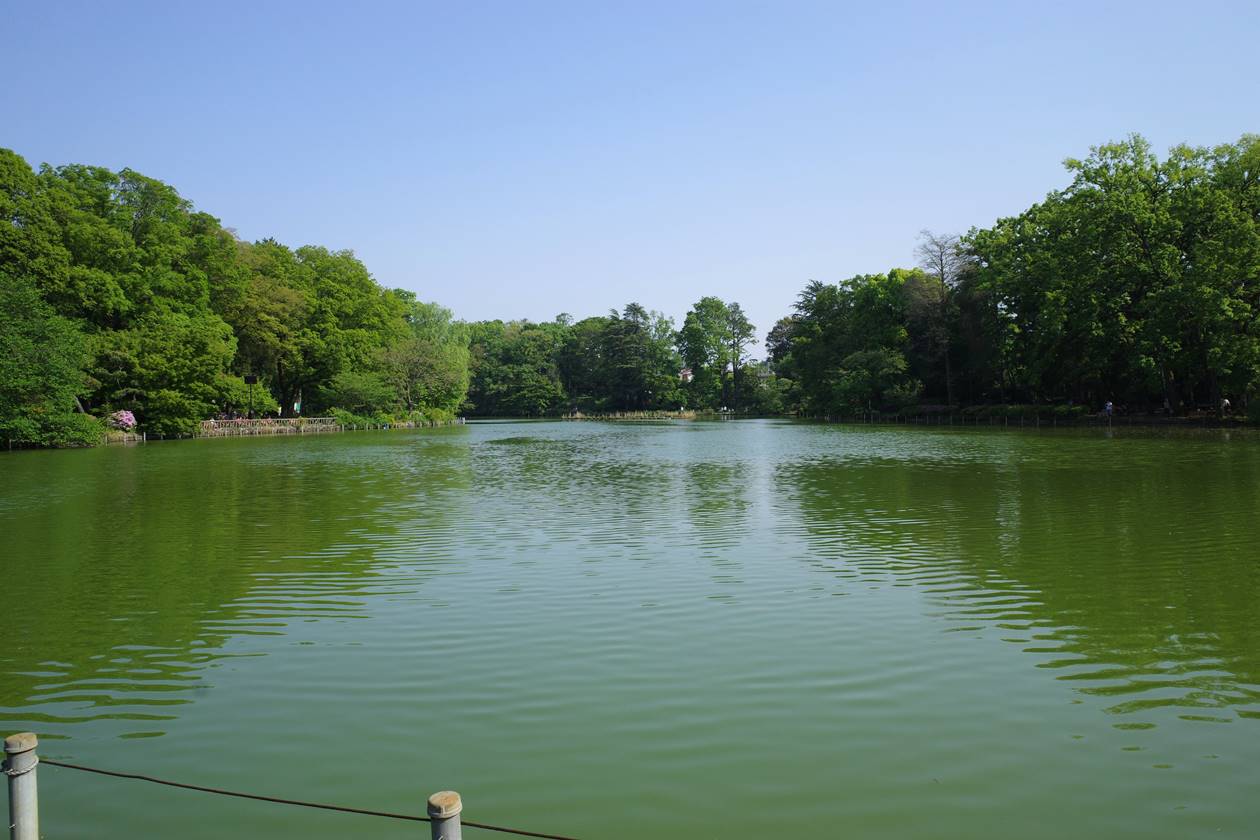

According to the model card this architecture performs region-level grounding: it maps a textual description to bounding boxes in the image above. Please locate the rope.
[3,755,38,777]
[41,759,581,840]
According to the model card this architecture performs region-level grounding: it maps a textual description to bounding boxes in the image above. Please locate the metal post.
[428,790,462,840]
[4,732,38,840]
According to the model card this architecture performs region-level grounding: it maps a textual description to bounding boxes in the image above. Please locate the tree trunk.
[1161,362,1181,415]
[276,361,293,418]
[940,279,953,406]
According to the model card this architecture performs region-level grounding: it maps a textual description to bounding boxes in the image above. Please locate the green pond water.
[2,420,1258,838]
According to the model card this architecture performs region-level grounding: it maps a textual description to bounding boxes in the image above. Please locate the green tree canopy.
[0,272,99,446]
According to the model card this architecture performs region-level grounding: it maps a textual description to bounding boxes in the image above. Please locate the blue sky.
[4,0,1257,348]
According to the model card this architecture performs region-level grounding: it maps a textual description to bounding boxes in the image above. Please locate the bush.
[409,406,459,426]
[330,406,462,428]
[47,414,105,446]
[109,410,137,430]
[330,407,391,427]
[319,372,396,416]
[139,389,207,437]
[2,412,103,447]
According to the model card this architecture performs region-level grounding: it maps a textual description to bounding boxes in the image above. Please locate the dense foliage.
[775,135,1260,416]
[465,306,685,416]
[5,133,1257,445]
[1,149,469,444]
[0,272,101,445]
[461,301,787,416]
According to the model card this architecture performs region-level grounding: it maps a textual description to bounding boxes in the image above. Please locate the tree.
[765,316,797,372]
[725,302,755,410]
[678,297,730,371]
[914,231,968,405]
[89,310,239,435]
[320,371,397,416]
[964,134,1260,411]
[603,303,678,410]
[218,241,410,417]
[0,146,470,443]
[380,297,470,418]
[789,273,920,416]
[465,321,567,416]
[0,272,99,446]
[832,348,920,412]
[557,316,610,411]
[0,150,69,301]
[677,296,754,410]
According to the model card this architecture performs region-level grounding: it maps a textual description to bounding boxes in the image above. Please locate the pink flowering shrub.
[110,410,137,430]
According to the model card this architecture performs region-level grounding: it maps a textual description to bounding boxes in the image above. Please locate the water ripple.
[1,422,1259,838]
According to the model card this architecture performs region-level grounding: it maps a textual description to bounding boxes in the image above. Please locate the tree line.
[0,146,772,445]
[773,134,1260,419]
[462,298,785,416]
[4,133,1257,446]
[1,149,469,445]
[464,135,1260,422]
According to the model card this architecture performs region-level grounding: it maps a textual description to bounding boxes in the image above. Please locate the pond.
[2,420,1258,838]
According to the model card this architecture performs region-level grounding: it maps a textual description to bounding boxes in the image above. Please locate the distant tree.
[678,297,731,369]
[914,231,968,405]
[557,315,610,410]
[725,302,755,410]
[465,320,567,416]
[789,273,920,415]
[765,316,797,371]
[678,296,753,409]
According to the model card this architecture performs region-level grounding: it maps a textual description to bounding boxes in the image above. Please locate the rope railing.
[4,734,580,840]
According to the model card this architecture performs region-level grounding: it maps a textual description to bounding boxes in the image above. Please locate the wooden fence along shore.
[198,417,341,436]
[196,417,467,437]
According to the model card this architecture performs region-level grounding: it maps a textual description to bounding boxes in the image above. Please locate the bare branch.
[915,229,968,288]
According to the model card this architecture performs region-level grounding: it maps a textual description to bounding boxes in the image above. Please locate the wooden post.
[4,732,38,840]
[428,790,462,840]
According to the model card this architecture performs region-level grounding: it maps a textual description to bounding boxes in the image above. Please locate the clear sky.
[4,0,1257,348]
